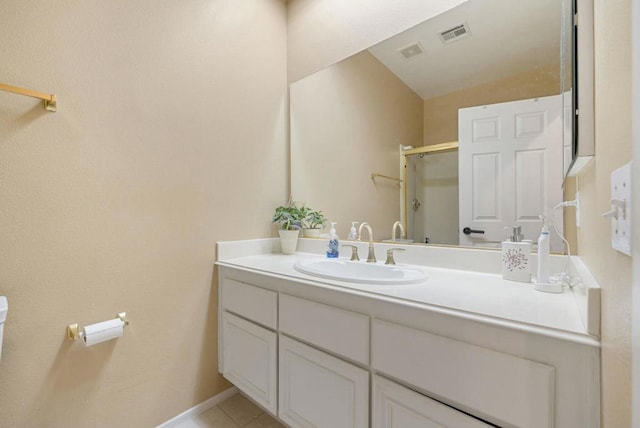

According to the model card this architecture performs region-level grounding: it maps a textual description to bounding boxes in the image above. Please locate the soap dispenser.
[326,222,339,258]
[348,222,358,240]
[502,225,531,283]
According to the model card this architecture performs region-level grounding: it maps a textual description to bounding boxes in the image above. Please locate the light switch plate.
[610,161,632,256]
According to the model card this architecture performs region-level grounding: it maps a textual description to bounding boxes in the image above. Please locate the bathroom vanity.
[216,239,600,428]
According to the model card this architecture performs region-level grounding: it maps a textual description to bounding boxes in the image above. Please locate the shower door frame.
[401,141,459,239]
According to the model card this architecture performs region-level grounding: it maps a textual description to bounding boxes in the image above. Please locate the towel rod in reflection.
[0,82,57,112]
[371,173,403,187]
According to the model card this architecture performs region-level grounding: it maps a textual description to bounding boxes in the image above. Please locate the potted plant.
[272,201,304,254]
[302,208,326,238]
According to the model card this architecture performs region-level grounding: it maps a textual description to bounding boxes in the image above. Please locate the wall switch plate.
[608,162,632,256]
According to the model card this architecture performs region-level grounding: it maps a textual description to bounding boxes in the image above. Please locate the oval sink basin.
[294,259,427,285]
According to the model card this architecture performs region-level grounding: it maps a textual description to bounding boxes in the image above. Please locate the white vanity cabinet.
[217,263,600,428]
[219,279,278,414]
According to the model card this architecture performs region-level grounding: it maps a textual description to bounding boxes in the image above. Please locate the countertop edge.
[216,260,601,348]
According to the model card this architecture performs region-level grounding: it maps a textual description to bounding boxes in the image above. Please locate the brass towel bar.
[0,82,57,112]
[371,173,403,186]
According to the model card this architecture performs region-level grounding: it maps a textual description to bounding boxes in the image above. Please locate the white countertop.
[216,239,600,344]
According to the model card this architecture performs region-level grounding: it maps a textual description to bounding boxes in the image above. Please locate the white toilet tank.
[0,296,7,360]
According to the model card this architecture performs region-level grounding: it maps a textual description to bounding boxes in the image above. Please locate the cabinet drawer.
[372,319,554,428]
[280,294,369,365]
[222,278,277,329]
[373,375,491,428]
[222,312,277,414]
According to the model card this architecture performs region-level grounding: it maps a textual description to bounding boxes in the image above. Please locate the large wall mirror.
[290,0,577,252]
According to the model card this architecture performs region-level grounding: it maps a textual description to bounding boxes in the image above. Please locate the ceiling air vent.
[439,23,471,44]
[397,42,425,60]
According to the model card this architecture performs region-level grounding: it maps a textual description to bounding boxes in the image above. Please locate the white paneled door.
[458,95,564,251]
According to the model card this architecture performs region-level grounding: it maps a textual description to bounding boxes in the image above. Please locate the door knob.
[463,227,485,235]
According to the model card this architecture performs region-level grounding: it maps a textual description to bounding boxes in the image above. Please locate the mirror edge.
[567,0,595,177]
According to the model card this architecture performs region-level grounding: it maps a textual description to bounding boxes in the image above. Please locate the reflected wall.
[290,51,423,238]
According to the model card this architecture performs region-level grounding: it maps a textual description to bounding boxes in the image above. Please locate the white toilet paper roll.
[82,318,124,347]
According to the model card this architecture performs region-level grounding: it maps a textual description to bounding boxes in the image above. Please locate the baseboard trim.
[156,386,239,428]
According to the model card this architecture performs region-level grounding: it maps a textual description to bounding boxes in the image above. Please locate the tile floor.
[174,393,286,428]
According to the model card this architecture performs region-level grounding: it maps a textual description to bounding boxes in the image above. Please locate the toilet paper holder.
[66,312,129,341]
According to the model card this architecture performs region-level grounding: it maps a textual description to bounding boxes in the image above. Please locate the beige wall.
[0,1,288,427]
[290,51,423,238]
[576,0,633,426]
[287,0,467,83]
[423,64,561,146]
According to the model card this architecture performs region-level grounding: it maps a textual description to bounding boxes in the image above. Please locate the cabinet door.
[373,376,491,428]
[222,312,277,414]
[279,335,368,428]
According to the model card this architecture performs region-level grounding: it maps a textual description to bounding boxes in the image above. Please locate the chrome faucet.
[392,221,405,242]
[358,222,376,263]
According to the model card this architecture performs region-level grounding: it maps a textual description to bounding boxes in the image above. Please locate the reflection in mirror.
[291,0,573,251]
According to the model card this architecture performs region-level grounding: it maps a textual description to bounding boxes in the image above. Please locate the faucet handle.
[385,248,405,265]
[342,244,360,261]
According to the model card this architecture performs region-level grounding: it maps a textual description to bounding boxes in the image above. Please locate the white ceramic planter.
[278,229,300,254]
[303,228,323,238]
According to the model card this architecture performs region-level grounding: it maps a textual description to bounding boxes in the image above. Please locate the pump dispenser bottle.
[534,217,562,293]
[326,222,339,258]
[501,225,531,282]
[348,222,358,240]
